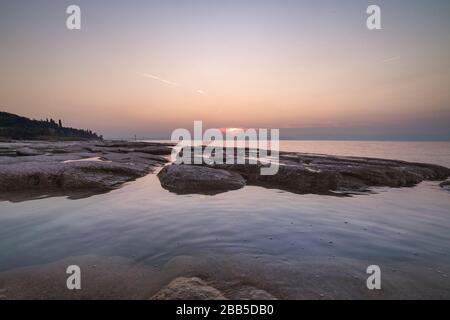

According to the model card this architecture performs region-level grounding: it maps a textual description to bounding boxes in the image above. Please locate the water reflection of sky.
[1,174,449,273]
[0,141,449,275]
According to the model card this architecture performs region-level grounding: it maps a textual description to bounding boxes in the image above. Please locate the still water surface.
[0,141,449,282]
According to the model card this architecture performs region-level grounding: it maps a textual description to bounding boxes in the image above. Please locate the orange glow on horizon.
[218,127,245,134]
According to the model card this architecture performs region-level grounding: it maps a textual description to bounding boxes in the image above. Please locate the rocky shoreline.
[158,147,450,196]
[1,141,449,201]
[1,142,450,300]
[0,140,173,201]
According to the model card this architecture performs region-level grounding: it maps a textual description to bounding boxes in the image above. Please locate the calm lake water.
[1,141,450,298]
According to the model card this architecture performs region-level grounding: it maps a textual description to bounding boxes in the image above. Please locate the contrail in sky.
[137,72,179,86]
[137,72,205,95]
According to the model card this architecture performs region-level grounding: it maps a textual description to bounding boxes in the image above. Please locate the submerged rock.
[158,164,245,195]
[151,277,226,300]
[229,286,278,300]
[151,277,277,300]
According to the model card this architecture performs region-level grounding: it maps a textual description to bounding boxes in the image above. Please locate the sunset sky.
[1,0,449,140]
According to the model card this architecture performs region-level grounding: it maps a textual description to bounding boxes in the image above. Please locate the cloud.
[197,89,205,95]
[381,56,401,63]
[137,72,179,86]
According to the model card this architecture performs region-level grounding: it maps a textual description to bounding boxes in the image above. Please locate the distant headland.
[0,111,102,141]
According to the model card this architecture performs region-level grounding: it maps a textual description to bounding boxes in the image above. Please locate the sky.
[1,0,449,140]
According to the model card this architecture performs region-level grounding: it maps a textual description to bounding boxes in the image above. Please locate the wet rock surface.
[0,140,173,201]
[151,276,277,300]
[158,164,246,195]
[2,141,449,199]
[440,179,450,191]
[151,277,227,300]
[158,148,450,196]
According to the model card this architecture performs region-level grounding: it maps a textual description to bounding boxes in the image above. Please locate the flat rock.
[98,142,173,155]
[158,164,245,195]
[165,148,450,196]
[15,147,44,156]
[217,154,450,195]
[0,141,170,201]
[0,161,144,192]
